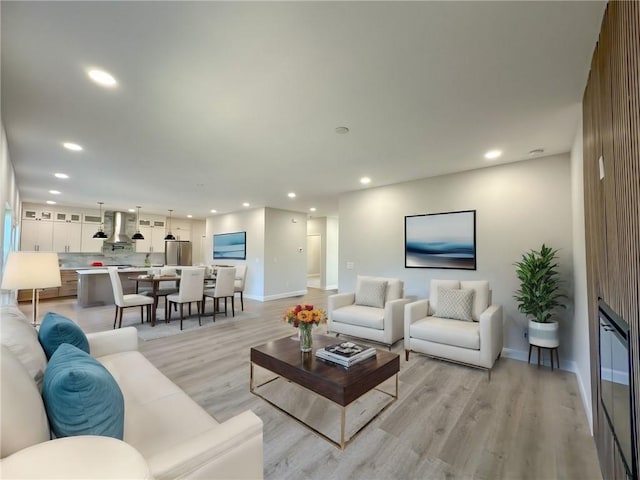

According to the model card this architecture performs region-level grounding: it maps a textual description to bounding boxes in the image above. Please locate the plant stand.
[528,345,560,370]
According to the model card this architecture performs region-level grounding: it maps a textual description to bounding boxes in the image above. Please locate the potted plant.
[514,244,566,348]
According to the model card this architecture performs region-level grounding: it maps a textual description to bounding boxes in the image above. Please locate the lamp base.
[31,288,39,328]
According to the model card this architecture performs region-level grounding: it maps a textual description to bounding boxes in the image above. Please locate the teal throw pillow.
[42,343,124,440]
[38,312,89,359]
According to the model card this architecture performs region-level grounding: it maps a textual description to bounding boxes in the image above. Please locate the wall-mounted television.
[213,231,246,260]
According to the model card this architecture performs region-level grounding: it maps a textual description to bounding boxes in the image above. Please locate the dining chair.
[166,267,205,330]
[108,267,154,329]
[233,264,248,311]
[151,266,180,320]
[203,267,235,322]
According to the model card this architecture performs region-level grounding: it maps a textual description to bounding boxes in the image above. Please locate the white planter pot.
[528,320,559,348]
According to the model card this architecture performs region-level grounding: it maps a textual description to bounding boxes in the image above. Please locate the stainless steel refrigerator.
[164,241,193,266]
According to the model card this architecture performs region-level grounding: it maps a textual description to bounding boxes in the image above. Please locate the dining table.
[129,274,217,326]
[129,274,181,326]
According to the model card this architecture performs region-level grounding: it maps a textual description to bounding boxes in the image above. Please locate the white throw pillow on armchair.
[355,277,388,308]
[428,279,461,315]
[434,287,475,322]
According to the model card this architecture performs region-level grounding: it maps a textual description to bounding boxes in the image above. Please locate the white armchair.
[328,276,411,349]
[404,279,503,378]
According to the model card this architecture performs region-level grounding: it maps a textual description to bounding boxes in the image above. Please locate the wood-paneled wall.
[583,1,640,479]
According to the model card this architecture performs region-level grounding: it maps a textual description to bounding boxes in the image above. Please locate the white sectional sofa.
[0,305,263,479]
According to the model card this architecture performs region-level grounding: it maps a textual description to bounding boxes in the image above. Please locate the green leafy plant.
[514,244,566,323]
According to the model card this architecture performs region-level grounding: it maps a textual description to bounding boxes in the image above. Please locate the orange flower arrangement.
[283,304,327,328]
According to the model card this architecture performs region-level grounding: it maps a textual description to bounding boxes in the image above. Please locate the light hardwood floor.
[28,290,602,480]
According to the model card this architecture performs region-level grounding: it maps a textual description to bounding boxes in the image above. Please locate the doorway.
[307,234,321,288]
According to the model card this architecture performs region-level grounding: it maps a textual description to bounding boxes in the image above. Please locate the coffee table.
[250,334,399,449]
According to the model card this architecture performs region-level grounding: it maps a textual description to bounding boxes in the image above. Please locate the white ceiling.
[1,1,605,220]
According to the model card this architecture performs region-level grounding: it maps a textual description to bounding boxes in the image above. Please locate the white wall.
[264,208,307,299]
[206,207,307,301]
[206,208,265,299]
[190,220,206,265]
[1,123,21,304]
[326,217,339,289]
[307,235,321,275]
[338,154,574,359]
[570,115,593,433]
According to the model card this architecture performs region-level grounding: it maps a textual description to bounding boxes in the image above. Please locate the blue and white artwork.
[405,210,476,269]
[213,231,246,260]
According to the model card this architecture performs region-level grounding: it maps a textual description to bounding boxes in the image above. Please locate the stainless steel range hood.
[104,211,135,244]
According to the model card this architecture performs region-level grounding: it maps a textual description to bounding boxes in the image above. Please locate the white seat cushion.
[97,351,219,459]
[121,294,154,307]
[332,305,384,330]
[410,316,480,350]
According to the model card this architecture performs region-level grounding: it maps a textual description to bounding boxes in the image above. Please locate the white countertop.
[76,268,149,275]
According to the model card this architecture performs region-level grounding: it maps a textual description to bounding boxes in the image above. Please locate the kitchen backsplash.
[58,252,165,268]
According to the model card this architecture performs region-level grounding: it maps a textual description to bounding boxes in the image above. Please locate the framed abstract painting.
[404,210,476,270]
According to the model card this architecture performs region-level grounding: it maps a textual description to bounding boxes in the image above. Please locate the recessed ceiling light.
[360,177,371,185]
[63,142,83,151]
[288,192,296,198]
[187,214,193,218]
[210,209,217,213]
[54,172,69,179]
[484,150,502,159]
[87,69,117,87]
[529,148,545,155]
[128,208,136,213]
[48,190,61,195]
[46,200,56,205]
[309,207,317,212]
[243,202,250,207]
[335,126,350,134]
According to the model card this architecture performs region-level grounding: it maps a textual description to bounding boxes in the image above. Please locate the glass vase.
[299,323,313,352]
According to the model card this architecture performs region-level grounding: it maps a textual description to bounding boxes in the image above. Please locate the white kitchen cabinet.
[54,212,82,223]
[53,221,82,252]
[170,220,191,241]
[173,227,191,241]
[21,219,54,251]
[81,224,106,252]
[23,209,53,221]
[135,221,166,253]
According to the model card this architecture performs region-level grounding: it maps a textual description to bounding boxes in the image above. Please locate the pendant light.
[164,209,176,240]
[92,202,108,238]
[132,206,145,240]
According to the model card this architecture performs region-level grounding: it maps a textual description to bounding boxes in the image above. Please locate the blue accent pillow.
[42,343,124,440]
[38,312,89,359]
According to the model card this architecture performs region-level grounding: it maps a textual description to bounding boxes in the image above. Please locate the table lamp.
[1,251,61,326]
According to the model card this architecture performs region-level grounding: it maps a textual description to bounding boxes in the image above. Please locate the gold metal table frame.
[250,360,399,450]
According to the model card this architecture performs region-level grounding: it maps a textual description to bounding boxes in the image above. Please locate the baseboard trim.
[245,290,308,302]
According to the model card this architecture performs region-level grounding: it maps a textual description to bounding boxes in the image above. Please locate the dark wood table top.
[250,334,400,406]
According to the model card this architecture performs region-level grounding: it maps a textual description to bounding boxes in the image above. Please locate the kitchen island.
[77,267,148,307]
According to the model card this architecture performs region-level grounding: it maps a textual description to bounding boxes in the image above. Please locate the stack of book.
[315,341,376,367]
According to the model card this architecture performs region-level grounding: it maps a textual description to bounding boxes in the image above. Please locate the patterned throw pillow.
[434,287,475,322]
[355,278,388,308]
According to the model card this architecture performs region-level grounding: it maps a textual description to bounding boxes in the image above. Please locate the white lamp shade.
[1,252,61,290]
